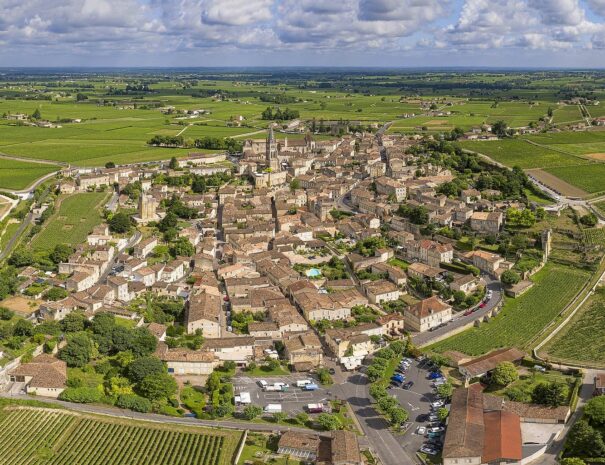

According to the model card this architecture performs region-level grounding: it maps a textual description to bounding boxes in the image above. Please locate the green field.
[544,164,605,194]
[0,158,59,190]
[459,139,586,169]
[0,406,242,465]
[30,192,108,250]
[430,264,589,356]
[541,287,605,366]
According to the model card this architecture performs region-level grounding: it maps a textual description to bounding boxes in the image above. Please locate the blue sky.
[2,0,605,67]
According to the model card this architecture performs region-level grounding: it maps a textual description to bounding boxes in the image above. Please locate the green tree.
[584,396,605,425]
[491,362,519,386]
[317,413,343,431]
[32,108,41,119]
[49,244,73,264]
[273,412,287,423]
[127,357,165,386]
[91,312,116,336]
[501,270,521,287]
[561,458,586,465]
[296,412,309,425]
[436,382,454,400]
[243,405,263,420]
[531,382,568,407]
[137,373,177,400]
[566,420,605,457]
[61,312,87,333]
[389,407,409,426]
[129,327,157,357]
[170,237,194,257]
[8,248,34,267]
[44,287,68,301]
[0,307,15,321]
[59,333,92,367]
[437,407,449,422]
[169,157,179,170]
[492,120,509,138]
[13,319,34,336]
[109,212,132,234]
[104,161,116,168]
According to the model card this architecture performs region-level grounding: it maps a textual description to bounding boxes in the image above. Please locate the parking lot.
[388,357,449,456]
[233,374,332,414]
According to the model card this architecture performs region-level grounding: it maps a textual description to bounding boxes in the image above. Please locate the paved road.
[0,211,35,261]
[333,371,419,465]
[100,231,142,283]
[412,275,503,347]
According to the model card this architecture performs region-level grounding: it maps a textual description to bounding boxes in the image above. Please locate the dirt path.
[525,169,587,198]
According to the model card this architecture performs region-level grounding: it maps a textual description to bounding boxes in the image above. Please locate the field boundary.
[533,257,605,367]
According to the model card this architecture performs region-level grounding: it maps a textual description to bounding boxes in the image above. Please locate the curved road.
[413,275,503,347]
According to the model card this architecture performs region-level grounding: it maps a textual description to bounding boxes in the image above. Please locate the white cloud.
[0,0,605,63]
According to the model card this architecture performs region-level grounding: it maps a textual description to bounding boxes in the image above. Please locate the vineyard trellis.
[0,407,240,465]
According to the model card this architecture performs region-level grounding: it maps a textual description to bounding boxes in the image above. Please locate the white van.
[296,379,312,388]
[257,380,268,388]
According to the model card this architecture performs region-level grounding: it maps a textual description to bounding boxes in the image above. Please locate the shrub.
[116,394,152,413]
[59,387,103,403]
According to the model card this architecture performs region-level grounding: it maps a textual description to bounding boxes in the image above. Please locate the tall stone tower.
[139,194,158,221]
[266,126,279,171]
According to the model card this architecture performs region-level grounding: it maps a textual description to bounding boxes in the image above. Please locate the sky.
[2,0,605,68]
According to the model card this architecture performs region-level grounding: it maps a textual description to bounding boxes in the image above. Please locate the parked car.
[431,401,445,408]
[420,445,438,456]
[428,372,443,380]
[479,302,487,308]
[403,381,414,390]
[428,426,445,433]
[463,309,473,316]
[328,368,336,375]
[416,426,426,435]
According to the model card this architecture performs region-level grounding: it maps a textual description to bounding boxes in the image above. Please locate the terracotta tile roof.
[330,430,361,465]
[278,431,320,453]
[459,347,525,378]
[443,384,485,459]
[10,354,67,389]
[408,296,451,319]
[483,394,570,422]
[482,410,522,463]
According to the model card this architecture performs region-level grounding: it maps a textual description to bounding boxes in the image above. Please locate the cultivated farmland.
[541,287,605,366]
[430,264,589,356]
[459,139,585,169]
[0,406,242,465]
[0,158,59,190]
[544,164,605,195]
[30,192,109,251]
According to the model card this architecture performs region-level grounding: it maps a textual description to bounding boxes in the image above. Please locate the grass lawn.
[486,371,577,405]
[430,264,589,356]
[239,432,303,465]
[30,192,109,250]
[245,364,290,377]
[541,287,605,366]
[0,158,59,190]
[67,367,104,388]
[387,257,410,270]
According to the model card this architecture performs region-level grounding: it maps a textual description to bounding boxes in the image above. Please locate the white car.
[431,401,445,408]
[416,426,426,435]
[428,426,445,433]
[420,445,438,456]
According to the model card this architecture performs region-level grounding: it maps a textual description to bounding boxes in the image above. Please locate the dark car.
[403,381,414,390]
[328,368,336,375]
